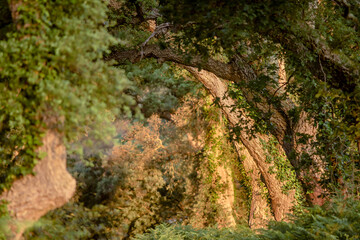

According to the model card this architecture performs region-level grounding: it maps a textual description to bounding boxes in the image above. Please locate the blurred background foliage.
[0,0,133,192]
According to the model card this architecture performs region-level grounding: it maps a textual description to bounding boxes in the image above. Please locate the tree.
[107,0,360,227]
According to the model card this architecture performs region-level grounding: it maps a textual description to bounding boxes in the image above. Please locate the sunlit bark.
[186,67,295,222]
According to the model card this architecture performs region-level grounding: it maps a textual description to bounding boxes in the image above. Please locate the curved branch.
[107,44,237,81]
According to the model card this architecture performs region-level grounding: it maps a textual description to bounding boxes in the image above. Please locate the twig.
[140,22,172,60]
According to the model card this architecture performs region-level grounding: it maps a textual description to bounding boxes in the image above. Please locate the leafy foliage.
[158,0,360,193]
[0,202,10,240]
[260,137,304,206]
[0,0,132,191]
[136,196,360,240]
[124,59,201,118]
[135,224,258,240]
[262,197,360,240]
[24,202,121,240]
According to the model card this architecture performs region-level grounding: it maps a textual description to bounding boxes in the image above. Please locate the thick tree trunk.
[189,107,237,228]
[0,130,76,239]
[275,59,326,205]
[211,115,236,228]
[215,164,236,228]
[186,67,295,222]
[233,141,274,228]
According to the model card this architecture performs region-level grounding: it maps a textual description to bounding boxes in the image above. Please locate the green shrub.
[135,196,360,240]
[261,197,360,240]
[134,224,258,240]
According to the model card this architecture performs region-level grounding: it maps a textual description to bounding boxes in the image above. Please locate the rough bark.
[0,130,76,239]
[188,107,237,228]
[214,160,236,228]
[293,112,326,205]
[185,67,295,222]
[277,59,326,205]
[211,116,236,228]
[233,141,274,228]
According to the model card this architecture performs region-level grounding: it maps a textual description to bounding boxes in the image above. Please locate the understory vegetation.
[136,196,360,240]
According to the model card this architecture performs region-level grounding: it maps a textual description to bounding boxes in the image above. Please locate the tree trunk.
[214,163,237,228]
[185,67,296,222]
[188,105,237,228]
[233,141,274,228]
[275,59,325,205]
[0,130,76,239]
[210,114,236,228]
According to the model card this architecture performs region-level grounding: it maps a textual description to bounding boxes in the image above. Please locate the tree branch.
[107,44,291,145]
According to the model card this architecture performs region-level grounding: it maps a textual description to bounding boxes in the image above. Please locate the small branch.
[140,22,172,59]
[318,55,327,83]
